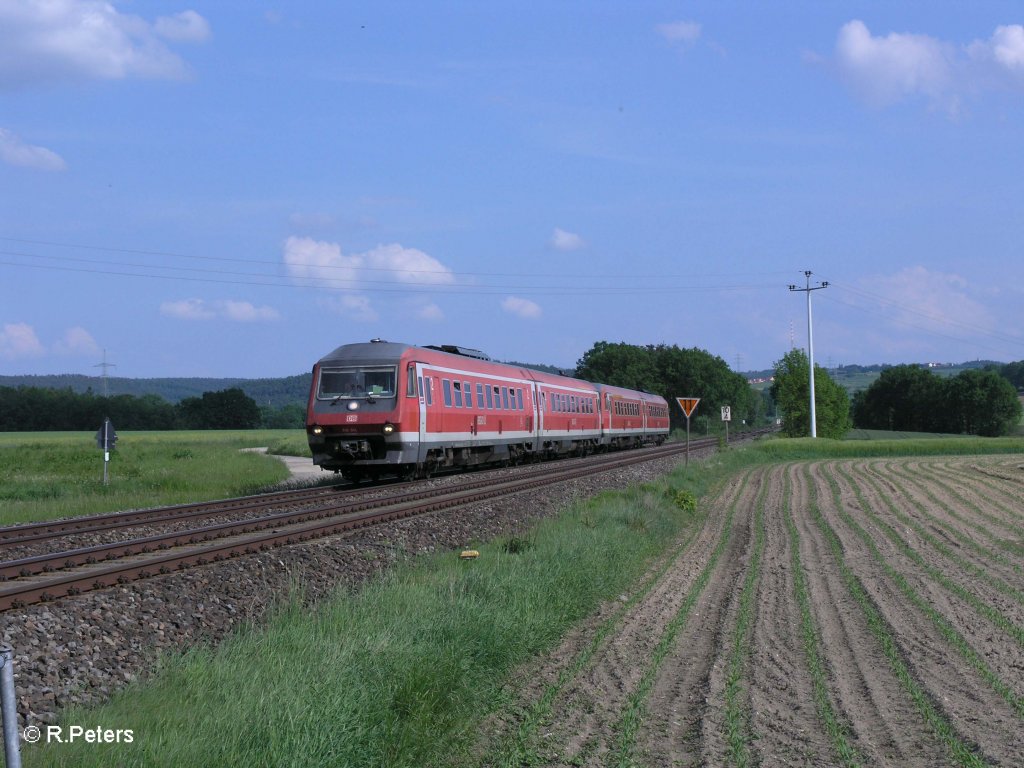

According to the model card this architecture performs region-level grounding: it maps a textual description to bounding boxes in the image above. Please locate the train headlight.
[311,425,323,435]
[383,422,395,434]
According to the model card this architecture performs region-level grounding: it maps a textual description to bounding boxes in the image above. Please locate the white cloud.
[550,228,585,252]
[501,296,542,319]
[333,294,379,323]
[221,300,280,322]
[161,298,216,320]
[283,236,455,289]
[0,128,66,171]
[657,21,702,46]
[53,327,100,356]
[161,299,278,322]
[0,322,45,360]
[154,11,211,43]
[832,21,1024,113]
[418,303,444,321]
[835,20,953,109]
[0,0,210,88]
[867,266,995,336]
[990,25,1024,71]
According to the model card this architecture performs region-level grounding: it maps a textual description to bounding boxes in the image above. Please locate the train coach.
[305,339,669,481]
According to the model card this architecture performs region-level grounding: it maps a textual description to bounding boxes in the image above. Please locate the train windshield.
[317,366,397,399]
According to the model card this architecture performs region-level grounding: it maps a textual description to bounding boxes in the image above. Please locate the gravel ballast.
[4,447,716,726]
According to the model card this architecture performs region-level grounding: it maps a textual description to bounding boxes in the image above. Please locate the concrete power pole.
[788,271,829,438]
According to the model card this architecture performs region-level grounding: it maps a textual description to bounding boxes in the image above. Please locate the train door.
[416,363,428,462]
[529,382,539,439]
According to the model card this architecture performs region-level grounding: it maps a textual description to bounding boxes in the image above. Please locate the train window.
[317,366,397,400]
[476,383,484,409]
[516,389,524,410]
[442,379,452,407]
[464,382,472,408]
[453,381,463,408]
[425,377,433,406]
[486,385,493,409]
[501,386,509,410]
[418,376,423,398]
[406,366,417,397]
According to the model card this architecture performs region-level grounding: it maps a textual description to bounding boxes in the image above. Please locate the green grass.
[0,430,309,526]
[14,434,1024,766]
[26,466,722,768]
[844,428,978,441]
[757,434,1024,460]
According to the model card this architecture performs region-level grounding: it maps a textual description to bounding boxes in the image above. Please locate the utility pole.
[788,271,829,438]
[94,349,116,397]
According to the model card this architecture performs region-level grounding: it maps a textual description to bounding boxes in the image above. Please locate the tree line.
[851,364,1022,436]
[574,341,763,432]
[0,386,306,431]
[771,353,1022,438]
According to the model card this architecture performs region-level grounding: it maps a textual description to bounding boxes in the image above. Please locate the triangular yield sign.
[676,397,700,417]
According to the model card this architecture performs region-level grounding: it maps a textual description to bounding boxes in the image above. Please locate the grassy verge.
[17,436,1024,766]
[0,430,307,526]
[27,458,749,768]
[761,435,1024,460]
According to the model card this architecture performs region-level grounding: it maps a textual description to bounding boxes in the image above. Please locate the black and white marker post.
[94,417,118,485]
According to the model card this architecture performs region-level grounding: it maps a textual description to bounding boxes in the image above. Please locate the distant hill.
[0,373,312,408]
[0,357,567,408]
[744,360,1009,395]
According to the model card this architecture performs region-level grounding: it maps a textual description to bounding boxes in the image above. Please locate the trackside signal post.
[675,398,700,466]
[721,405,731,445]
[95,417,117,485]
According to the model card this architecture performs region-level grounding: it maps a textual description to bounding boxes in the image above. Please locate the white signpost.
[721,405,731,445]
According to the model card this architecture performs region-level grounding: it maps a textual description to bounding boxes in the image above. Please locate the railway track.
[0,438,730,612]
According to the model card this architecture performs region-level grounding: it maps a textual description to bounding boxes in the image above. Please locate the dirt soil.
[476,455,1024,767]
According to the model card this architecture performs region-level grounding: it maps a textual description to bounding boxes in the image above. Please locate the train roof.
[317,340,502,368]
[317,339,413,366]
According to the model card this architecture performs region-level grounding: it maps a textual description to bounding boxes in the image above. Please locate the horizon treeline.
[0,386,305,432]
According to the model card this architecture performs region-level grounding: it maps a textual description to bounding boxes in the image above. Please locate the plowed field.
[477,455,1024,767]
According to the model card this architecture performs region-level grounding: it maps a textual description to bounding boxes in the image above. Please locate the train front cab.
[306,343,420,479]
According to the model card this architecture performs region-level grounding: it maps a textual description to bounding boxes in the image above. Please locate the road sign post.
[721,405,731,445]
[675,398,701,466]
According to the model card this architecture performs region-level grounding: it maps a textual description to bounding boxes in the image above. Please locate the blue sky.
[2,2,1023,378]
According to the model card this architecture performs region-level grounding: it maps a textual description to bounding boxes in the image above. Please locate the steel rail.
[0,439,712,551]
[0,442,700,580]
[0,483,348,546]
[0,438,714,612]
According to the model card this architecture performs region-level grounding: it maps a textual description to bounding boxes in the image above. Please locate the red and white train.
[305,339,670,481]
